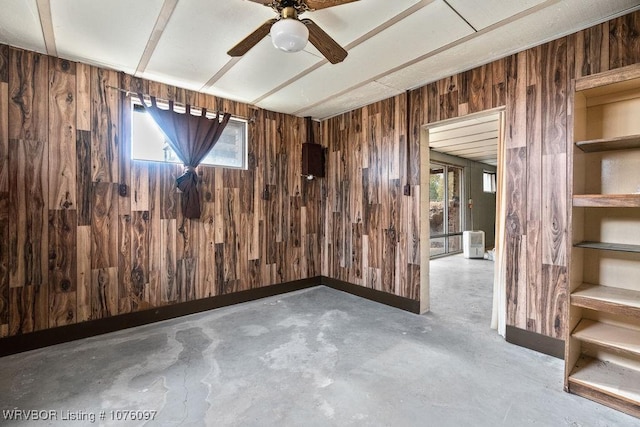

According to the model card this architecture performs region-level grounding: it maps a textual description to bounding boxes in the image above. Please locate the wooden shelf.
[569,356,640,417]
[569,356,640,405]
[574,241,640,253]
[572,284,640,318]
[575,134,640,152]
[573,194,640,207]
[572,319,640,357]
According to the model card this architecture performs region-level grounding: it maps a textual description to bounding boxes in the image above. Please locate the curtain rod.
[105,85,244,120]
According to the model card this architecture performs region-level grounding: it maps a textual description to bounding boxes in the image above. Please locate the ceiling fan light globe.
[270,18,309,52]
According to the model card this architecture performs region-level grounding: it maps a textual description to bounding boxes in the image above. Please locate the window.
[483,171,496,193]
[131,103,248,169]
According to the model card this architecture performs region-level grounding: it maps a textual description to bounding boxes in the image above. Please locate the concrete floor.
[0,255,637,426]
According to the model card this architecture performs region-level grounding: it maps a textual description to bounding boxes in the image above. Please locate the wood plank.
[160,163,178,219]
[572,319,640,356]
[9,285,35,334]
[91,267,117,319]
[0,81,8,191]
[160,219,177,303]
[569,356,640,408]
[131,161,149,211]
[117,214,132,314]
[48,57,76,210]
[0,193,7,329]
[75,62,90,131]
[575,23,610,78]
[576,134,640,152]
[575,63,640,92]
[0,44,7,83]
[198,214,215,298]
[505,53,527,149]
[147,163,161,306]
[48,210,77,324]
[492,58,506,108]
[525,44,543,332]
[76,130,92,225]
[573,194,640,207]
[91,182,118,268]
[572,284,640,318]
[468,64,492,113]
[9,139,48,289]
[609,14,640,70]
[542,153,567,266]
[90,67,119,183]
[506,235,527,329]
[569,380,640,419]
[76,225,91,322]
[8,48,48,141]
[575,241,640,253]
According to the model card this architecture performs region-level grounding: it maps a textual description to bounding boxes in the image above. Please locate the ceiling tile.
[377,0,640,94]
[296,81,402,119]
[257,0,473,115]
[142,0,275,91]
[445,0,546,30]
[52,0,164,74]
[0,0,46,54]
[211,37,323,103]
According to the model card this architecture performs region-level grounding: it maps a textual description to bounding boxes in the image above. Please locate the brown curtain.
[137,94,231,219]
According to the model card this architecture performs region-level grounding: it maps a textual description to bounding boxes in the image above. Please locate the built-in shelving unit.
[566,63,640,418]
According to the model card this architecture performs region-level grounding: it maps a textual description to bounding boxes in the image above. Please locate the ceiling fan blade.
[304,0,359,10]
[227,18,277,57]
[301,19,347,64]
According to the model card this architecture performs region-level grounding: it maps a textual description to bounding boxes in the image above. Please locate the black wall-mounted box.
[302,143,325,178]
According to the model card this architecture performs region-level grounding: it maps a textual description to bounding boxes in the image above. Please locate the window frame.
[482,170,497,193]
[130,99,249,170]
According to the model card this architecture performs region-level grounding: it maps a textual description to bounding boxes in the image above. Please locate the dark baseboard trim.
[321,277,421,314]
[506,325,565,359]
[0,276,422,357]
[0,277,320,358]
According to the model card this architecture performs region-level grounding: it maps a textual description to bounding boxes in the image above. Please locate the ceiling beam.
[36,0,56,57]
[135,0,179,76]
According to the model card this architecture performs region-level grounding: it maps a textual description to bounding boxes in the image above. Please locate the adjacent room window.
[483,171,497,193]
[131,103,248,169]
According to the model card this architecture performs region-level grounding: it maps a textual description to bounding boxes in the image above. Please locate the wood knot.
[142,211,149,221]
[62,200,73,209]
[61,60,70,71]
[61,279,71,291]
[66,93,73,103]
[118,184,128,197]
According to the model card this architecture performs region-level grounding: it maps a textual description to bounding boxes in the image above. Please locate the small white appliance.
[463,230,485,259]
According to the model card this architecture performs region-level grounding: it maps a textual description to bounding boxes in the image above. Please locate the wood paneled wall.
[0,44,323,338]
[321,95,420,300]
[322,11,640,339]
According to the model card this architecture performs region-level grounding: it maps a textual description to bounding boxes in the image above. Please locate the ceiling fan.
[228,0,359,64]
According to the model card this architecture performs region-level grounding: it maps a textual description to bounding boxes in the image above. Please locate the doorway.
[419,109,506,331]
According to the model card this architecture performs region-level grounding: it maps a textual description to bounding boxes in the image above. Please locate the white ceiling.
[429,112,500,166]
[1,0,639,120]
